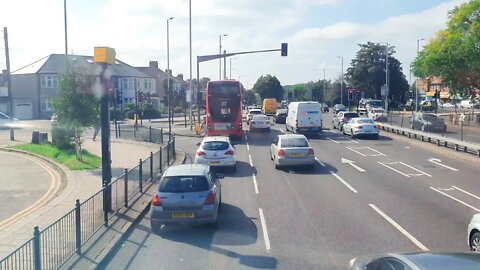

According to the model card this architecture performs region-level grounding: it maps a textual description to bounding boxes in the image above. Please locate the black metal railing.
[0,136,176,270]
[115,125,170,144]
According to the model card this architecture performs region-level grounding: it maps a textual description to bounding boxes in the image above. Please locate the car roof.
[163,164,210,177]
[396,252,480,269]
[278,134,307,139]
[202,136,230,143]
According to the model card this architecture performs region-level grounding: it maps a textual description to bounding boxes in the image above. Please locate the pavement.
[0,126,167,260]
[101,113,480,269]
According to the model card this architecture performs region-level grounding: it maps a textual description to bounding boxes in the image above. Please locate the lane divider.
[248,154,253,167]
[252,174,259,194]
[369,204,429,251]
[330,172,358,193]
[259,208,271,252]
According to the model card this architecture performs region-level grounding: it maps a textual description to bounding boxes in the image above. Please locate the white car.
[0,112,19,129]
[368,108,388,122]
[194,136,237,171]
[342,117,380,139]
[468,214,480,252]
[250,114,271,131]
[246,109,262,124]
[441,102,456,109]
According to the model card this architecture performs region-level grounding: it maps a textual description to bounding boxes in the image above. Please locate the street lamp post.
[323,68,326,103]
[219,34,227,80]
[188,0,193,129]
[337,56,344,105]
[64,0,68,56]
[415,38,424,112]
[385,43,389,112]
[167,17,174,139]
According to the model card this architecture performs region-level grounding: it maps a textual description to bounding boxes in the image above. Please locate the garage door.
[14,103,33,120]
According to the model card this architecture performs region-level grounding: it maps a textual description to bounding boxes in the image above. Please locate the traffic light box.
[348,90,354,101]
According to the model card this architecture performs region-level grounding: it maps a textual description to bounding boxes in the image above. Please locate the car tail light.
[355,125,363,129]
[196,151,206,156]
[152,194,162,206]
[225,150,234,155]
[342,117,346,123]
[278,149,285,156]
[204,191,216,205]
[308,148,314,155]
[374,125,380,129]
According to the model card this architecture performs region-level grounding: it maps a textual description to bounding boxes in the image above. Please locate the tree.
[253,74,285,101]
[346,42,409,103]
[244,90,257,105]
[53,67,99,161]
[412,0,480,97]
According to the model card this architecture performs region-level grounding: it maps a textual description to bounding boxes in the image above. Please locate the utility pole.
[385,43,389,112]
[167,17,174,138]
[188,0,193,130]
[218,34,227,80]
[4,27,14,141]
[223,50,227,80]
[323,68,326,103]
[415,38,424,112]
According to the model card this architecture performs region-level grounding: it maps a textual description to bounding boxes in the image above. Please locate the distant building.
[11,54,154,119]
[0,70,8,114]
[416,76,451,101]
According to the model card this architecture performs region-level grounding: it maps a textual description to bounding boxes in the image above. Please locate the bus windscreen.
[208,83,241,122]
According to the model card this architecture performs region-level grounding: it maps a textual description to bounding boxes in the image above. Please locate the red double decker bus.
[205,80,243,139]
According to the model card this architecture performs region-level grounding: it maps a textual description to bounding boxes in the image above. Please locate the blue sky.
[0,0,467,87]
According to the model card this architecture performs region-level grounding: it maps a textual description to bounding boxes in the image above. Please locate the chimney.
[176,74,183,81]
[149,61,158,69]
[165,69,172,76]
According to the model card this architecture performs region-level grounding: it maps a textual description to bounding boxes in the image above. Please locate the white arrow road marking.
[341,158,366,172]
[428,158,459,171]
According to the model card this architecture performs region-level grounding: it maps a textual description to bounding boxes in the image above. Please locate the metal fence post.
[134,125,137,138]
[159,146,163,173]
[118,123,121,138]
[173,135,176,158]
[150,152,154,182]
[33,226,41,270]
[149,126,152,142]
[160,128,163,144]
[75,199,82,254]
[139,159,143,193]
[167,142,170,166]
[124,169,128,207]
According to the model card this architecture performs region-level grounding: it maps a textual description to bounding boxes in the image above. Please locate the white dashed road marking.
[259,208,271,252]
[330,172,358,193]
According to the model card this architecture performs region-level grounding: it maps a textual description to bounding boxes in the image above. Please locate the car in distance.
[275,109,288,124]
[410,112,447,133]
[149,164,222,229]
[368,108,388,122]
[342,117,380,139]
[460,99,474,109]
[0,112,20,129]
[250,114,271,131]
[468,213,480,252]
[285,101,322,134]
[349,252,480,270]
[270,134,315,170]
[194,136,237,171]
[262,98,277,116]
[332,111,359,131]
[333,104,347,114]
[246,109,262,125]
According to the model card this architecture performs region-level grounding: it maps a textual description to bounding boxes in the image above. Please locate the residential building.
[416,76,451,101]
[11,54,154,119]
[0,70,8,114]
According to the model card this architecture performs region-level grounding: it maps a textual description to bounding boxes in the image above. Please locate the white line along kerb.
[369,204,429,251]
[259,208,271,252]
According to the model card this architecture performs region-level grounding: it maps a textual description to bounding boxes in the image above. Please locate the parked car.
[149,164,222,229]
[246,109,262,125]
[342,117,380,139]
[321,103,329,112]
[0,112,20,129]
[250,114,271,131]
[410,112,447,133]
[333,104,347,114]
[194,136,237,171]
[275,109,288,124]
[285,102,322,134]
[332,111,359,131]
[269,134,315,170]
[349,252,480,270]
[468,213,480,252]
[368,108,388,122]
[50,114,58,125]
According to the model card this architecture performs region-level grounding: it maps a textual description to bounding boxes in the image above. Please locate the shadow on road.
[245,129,283,146]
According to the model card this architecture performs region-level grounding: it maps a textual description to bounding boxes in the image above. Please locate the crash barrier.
[0,138,176,270]
[379,123,480,158]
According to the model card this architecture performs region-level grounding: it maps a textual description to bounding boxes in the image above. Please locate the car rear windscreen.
[356,119,374,124]
[281,138,309,147]
[159,176,209,193]
[344,113,359,118]
[203,141,230,151]
[250,110,262,114]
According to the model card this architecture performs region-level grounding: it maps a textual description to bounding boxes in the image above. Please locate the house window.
[40,75,59,88]
[40,97,53,112]
[144,79,148,89]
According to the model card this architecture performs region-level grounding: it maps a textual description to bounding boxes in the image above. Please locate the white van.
[460,100,474,109]
[286,102,322,134]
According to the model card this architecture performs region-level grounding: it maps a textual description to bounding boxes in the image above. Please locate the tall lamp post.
[323,68,326,103]
[415,38,424,112]
[188,0,193,130]
[337,56,344,105]
[167,17,174,139]
[218,34,228,80]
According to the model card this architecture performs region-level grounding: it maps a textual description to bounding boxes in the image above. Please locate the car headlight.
[426,121,432,125]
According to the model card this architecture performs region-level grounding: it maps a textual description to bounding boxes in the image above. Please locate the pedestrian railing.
[114,125,171,144]
[0,137,177,270]
[379,123,480,157]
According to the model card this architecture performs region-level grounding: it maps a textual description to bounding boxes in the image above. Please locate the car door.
[270,136,279,159]
[344,119,354,134]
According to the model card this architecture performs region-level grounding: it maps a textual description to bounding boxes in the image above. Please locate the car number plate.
[209,161,221,165]
[172,212,194,218]
[289,153,305,157]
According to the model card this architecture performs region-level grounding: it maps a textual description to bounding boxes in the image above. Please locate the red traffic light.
[349,90,353,94]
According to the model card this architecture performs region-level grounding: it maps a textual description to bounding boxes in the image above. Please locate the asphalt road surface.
[101,113,480,269]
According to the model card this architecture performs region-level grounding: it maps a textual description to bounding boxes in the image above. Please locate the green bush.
[173,107,183,113]
[51,126,75,150]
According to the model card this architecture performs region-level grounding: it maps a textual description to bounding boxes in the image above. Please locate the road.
[100,113,480,269]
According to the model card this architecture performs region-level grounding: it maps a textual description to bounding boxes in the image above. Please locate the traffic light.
[116,88,123,104]
[348,90,353,101]
[281,43,288,56]
[407,91,413,99]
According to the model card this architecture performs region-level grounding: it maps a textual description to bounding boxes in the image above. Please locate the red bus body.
[205,80,243,139]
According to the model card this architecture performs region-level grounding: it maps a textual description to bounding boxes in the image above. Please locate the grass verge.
[10,143,101,170]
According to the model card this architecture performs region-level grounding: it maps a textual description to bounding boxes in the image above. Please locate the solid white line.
[369,204,429,251]
[315,157,326,167]
[279,128,284,133]
[398,162,432,177]
[327,138,340,144]
[259,208,271,252]
[452,186,480,201]
[246,142,250,151]
[346,147,367,157]
[252,174,259,194]
[348,162,366,173]
[248,154,253,167]
[428,159,459,172]
[330,172,358,193]
[377,162,411,178]
[430,187,480,212]
[354,147,386,156]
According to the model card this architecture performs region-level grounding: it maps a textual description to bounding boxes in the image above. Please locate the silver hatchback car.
[270,134,315,170]
[149,164,222,229]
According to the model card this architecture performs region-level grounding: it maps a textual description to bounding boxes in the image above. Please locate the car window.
[272,137,279,145]
[159,176,210,193]
[202,141,230,151]
[281,138,309,147]
[344,113,359,118]
[252,115,268,120]
[249,110,262,114]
